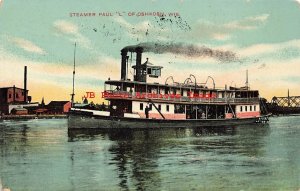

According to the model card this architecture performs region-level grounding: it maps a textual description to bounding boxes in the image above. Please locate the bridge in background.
[268,90,300,115]
[271,89,300,107]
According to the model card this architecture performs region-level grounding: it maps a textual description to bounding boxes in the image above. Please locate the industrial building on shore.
[0,66,71,115]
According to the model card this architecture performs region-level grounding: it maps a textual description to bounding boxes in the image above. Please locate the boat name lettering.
[82,92,96,99]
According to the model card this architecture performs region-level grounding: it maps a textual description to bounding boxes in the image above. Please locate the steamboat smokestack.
[135,47,143,81]
[121,49,128,80]
[24,66,27,103]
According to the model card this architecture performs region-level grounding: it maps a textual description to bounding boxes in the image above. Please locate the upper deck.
[103,46,260,105]
[102,79,260,105]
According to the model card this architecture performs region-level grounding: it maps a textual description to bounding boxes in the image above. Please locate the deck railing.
[102,91,260,104]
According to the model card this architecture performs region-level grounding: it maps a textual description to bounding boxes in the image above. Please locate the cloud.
[236,39,300,58]
[191,14,269,41]
[295,0,300,5]
[205,39,300,66]
[224,14,269,30]
[54,20,79,34]
[9,37,46,55]
[212,33,231,41]
[53,20,91,49]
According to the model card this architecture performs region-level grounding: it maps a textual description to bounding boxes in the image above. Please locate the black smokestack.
[123,42,237,62]
[24,66,27,103]
[135,47,143,81]
[121,49,128,80]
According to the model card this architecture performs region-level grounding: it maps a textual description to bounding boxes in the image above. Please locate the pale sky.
[0,0,300,103]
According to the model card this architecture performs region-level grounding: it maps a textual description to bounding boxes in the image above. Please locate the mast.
[245,69,249,90]
[71,42,76,107]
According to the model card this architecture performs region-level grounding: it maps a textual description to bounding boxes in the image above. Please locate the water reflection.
[1,118,299,190]
[0,123,29,159]
[68,124,269,190]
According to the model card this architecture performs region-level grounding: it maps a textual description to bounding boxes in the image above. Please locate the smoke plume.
[122,42,238,62]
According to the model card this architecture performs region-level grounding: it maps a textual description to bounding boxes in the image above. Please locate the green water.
[0,116,299,191]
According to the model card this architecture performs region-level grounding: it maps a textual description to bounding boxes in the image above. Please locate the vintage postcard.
[0,0,299,190]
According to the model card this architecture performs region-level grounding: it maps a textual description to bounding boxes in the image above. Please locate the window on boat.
[245,106,248,112]
[250,106,252,111]
[240,106,243,112]
[16,93,19,98]
[175,104,185,113]
[9,94,11,99]
[166,105,169,112]
[140,103,143,111]
[149,104,152,110]
[254,105,256,111]
[154,69,161,76]
[158,104,161,111]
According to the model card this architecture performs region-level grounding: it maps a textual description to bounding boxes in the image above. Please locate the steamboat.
[68,46,268,129]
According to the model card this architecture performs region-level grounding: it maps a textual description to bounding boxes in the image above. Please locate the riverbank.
[0,114,67,121]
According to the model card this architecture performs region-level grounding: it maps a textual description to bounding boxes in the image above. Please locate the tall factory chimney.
[24,66,27,103]
[135,47,143,81]
[121,49,128,80]
[13,85,16,103]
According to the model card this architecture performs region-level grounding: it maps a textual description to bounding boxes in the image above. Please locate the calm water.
[0,116,299,191]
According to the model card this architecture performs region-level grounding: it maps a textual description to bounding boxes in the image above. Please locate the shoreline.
[0,114,67,121]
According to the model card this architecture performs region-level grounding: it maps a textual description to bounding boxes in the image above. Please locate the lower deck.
[107,99,261,120]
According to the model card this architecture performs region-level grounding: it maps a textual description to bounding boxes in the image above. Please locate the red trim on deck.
[138,113,186,120]
[236,111,260,118]
[225,113,233,119]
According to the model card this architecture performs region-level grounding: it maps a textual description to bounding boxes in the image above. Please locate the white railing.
[102,91,259,104]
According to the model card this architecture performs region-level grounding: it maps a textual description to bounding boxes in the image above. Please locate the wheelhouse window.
[254,105,256,111]
[158,104,161,111]
[166,105,169,112]
[240,106,243,112]
[250,106,252,111]
[149,104,152,111]
[153,68,161,76]
[9,94,11,99]
[140,103,143,111]
[245,106,248,112]
[147,67,162,78]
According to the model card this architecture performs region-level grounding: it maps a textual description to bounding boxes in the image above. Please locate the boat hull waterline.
[68,111,263,129]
